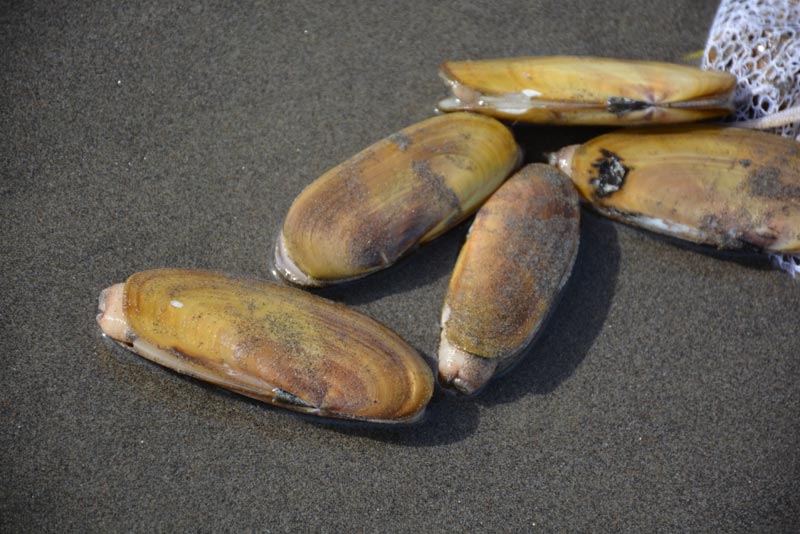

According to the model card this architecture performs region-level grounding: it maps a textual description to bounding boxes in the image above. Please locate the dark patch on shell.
[344,160,464,271]
[589,149,629,198]
[699,213,722,232]
[739,226,779,250]
[347,218,429,271]
[272,387,313,408]
[388,133,411,152]
[606,97,651,116]
[412,160,462,214]
[747,166,800,201]
[739,159,751,168]
[699,213,746,249]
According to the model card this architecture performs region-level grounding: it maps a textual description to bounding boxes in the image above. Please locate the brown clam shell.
[97,269,434,423]
[438,164,581,395]
[438,56,736,125]
[555,125,800,253]
[275,112,520,286]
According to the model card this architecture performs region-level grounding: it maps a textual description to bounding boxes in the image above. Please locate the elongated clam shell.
[438,164,580,395]
[96,269,434,423]
[553,125,800,253]
[438,56,736,125]
[275,112,520,286]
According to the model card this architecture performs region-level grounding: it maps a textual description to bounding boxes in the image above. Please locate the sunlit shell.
[438,164,580,395]
[552,125,800,253]
[96,269,434,423]
[274,112,520,286]
[438,56,736,125]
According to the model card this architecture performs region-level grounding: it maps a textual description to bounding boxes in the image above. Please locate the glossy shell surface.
[275,112,520,286]
[438,164,581,395]
[438,56,736,125]
[97,269,434,423]
[556,125,800,253]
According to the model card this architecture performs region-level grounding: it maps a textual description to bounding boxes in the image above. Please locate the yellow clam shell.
[553,125,800,253]
[275,112,521,286]
[438,56,736,125]
[96,269,434,423]
[438,164,580,395]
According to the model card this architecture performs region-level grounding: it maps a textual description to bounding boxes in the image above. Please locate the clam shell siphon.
[96,269,434,423]
[438,164,581,395]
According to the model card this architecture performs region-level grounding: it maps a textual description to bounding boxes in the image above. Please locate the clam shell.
[96,269,434,423]
[438,56,736,125]
[438,164,580,395]
[554,125,800,253]
[275,112,521,286]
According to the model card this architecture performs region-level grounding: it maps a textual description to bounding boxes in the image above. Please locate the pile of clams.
[97,55,800,424]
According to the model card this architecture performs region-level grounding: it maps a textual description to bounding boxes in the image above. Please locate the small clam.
[96,269,434,423]
[438,56,736,125]
[551,125,800,254]
[438,164,580,395]
[274,112,521,286]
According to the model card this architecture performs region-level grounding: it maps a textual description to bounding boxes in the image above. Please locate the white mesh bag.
[702,0,800,140]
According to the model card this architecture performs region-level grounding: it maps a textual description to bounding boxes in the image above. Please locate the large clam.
[551,125,800,256]
[96,269,434,423]
[274,112,520,286]
[438,56,736,125]
[438,164,580,395]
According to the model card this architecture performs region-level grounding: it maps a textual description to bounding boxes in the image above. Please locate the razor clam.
[551,125,800,254]
[96,269,434,423]
[438,56,736,125]
[274,112,521,286]
[438,164,580,396]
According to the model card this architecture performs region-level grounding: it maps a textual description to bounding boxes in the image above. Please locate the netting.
[702,0,800,140]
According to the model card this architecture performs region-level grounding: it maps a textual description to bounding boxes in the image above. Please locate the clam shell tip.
[96,283,130,341]
[437,331,498,396]
[548,145,578,177]
[273,231,321,287]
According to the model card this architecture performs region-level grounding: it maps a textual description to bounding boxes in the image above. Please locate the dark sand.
[2,1,798,531]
